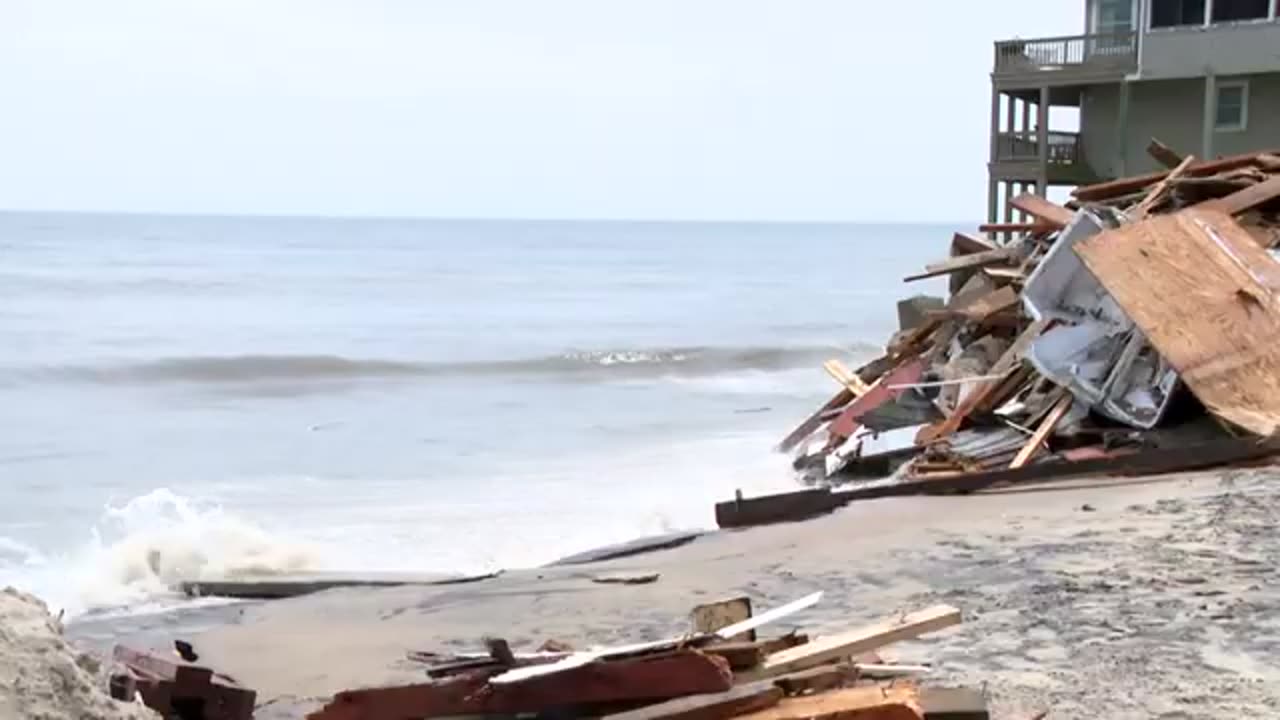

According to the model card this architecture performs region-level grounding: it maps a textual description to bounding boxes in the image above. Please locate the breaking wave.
[25,345,875,385]
[1,489,318,618]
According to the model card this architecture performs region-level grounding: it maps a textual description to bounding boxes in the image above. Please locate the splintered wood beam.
[1008,193,1074,228]
[1147,138,1185,169]
[1009,392,1074,469]
[823,359,871,396]
[826,357,925,446]
[951,232,998,255]
[740,606,960,681]
[903,247,1015,283]
[1198,175,1280,216]
[1130,155,1195,220]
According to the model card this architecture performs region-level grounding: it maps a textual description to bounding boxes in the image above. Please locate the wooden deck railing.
[994,32,1137,74]
[996,131,1084,166]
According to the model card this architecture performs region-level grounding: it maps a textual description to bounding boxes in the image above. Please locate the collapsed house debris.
[302,592,974,720]
[722,145,1280,529]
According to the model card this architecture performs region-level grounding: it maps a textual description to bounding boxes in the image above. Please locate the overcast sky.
[0,1,1081,221]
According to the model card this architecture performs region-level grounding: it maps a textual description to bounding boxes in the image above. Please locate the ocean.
[0,212,948,618]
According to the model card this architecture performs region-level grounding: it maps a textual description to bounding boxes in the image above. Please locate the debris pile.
[723,145,1280,528]
[302,592,976,720]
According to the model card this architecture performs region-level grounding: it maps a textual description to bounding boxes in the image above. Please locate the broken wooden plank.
[1131,154,1195,220]
[1008,193,1074,229]
[742,606,960,681]
[951,232,997,255]
[777,389,853,452]
[1146,138,1185,169]
[770,664,859,696]
[826,357,926,446]
[1256,153,1280,173]
[824,359,871,396]
[704,634,808,670]
[308,651,734,720]
[904,247,1016,283]
[1009,392,1073,469]
[733,685,923,720]
[1074,209,1280,436]
[1072,152,1271,202]
[714,593,823,642]
[1199,174,1280,216]
[600,682,784,720]
[976,222,1057,235]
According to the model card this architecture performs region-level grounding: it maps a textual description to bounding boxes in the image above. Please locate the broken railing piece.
[110,645,256,720]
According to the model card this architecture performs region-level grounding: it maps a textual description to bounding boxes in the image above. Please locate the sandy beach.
[69,465,1280,720]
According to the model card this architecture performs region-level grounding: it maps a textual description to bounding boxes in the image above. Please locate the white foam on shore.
[2,431,802,620]
[2,489,318,618]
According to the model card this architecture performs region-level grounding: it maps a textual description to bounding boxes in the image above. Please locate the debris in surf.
[310,592,971,720]
[726,144,1280,528]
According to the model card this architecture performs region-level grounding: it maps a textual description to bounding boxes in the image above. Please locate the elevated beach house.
[989,0,1280,221]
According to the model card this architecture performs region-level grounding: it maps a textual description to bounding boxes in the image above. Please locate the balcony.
[991,131,1100,185]
[993,32,1137,88]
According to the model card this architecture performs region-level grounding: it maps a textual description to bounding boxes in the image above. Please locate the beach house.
[988,0,1280,222]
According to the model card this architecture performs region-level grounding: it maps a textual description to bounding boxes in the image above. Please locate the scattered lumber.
[308,651,735,720]
[903,247,1017,283]
[1146,138,1184,169]
[1008,194,1073,228]
[110,645,256,720]
[1009,391,1073,469]
[742,606,961,680]
[1198,174,1280,215]
[1130,154,1195,220]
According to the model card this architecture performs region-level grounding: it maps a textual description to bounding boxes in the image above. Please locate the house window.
[1211,0,1270,22]
[1215,81,1249,132]
[1150,0,1206,28]
[1096,0,1135,33]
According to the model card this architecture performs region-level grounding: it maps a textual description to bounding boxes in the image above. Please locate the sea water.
[0,212,948,616]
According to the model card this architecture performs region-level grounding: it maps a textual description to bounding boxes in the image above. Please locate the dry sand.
[0,587,156,720]
[81,467,1280,720]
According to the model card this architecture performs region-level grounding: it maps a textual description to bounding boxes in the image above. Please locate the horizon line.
[0,206,975,227]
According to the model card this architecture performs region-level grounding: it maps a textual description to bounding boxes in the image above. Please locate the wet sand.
[74,467,1280,720]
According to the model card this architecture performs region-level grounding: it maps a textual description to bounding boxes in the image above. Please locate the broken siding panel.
[1074,209,1280,436]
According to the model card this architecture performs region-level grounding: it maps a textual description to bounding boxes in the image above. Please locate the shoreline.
[64,465,1280,719]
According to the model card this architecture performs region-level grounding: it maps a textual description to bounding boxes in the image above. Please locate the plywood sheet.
[1074,209,1280,436]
